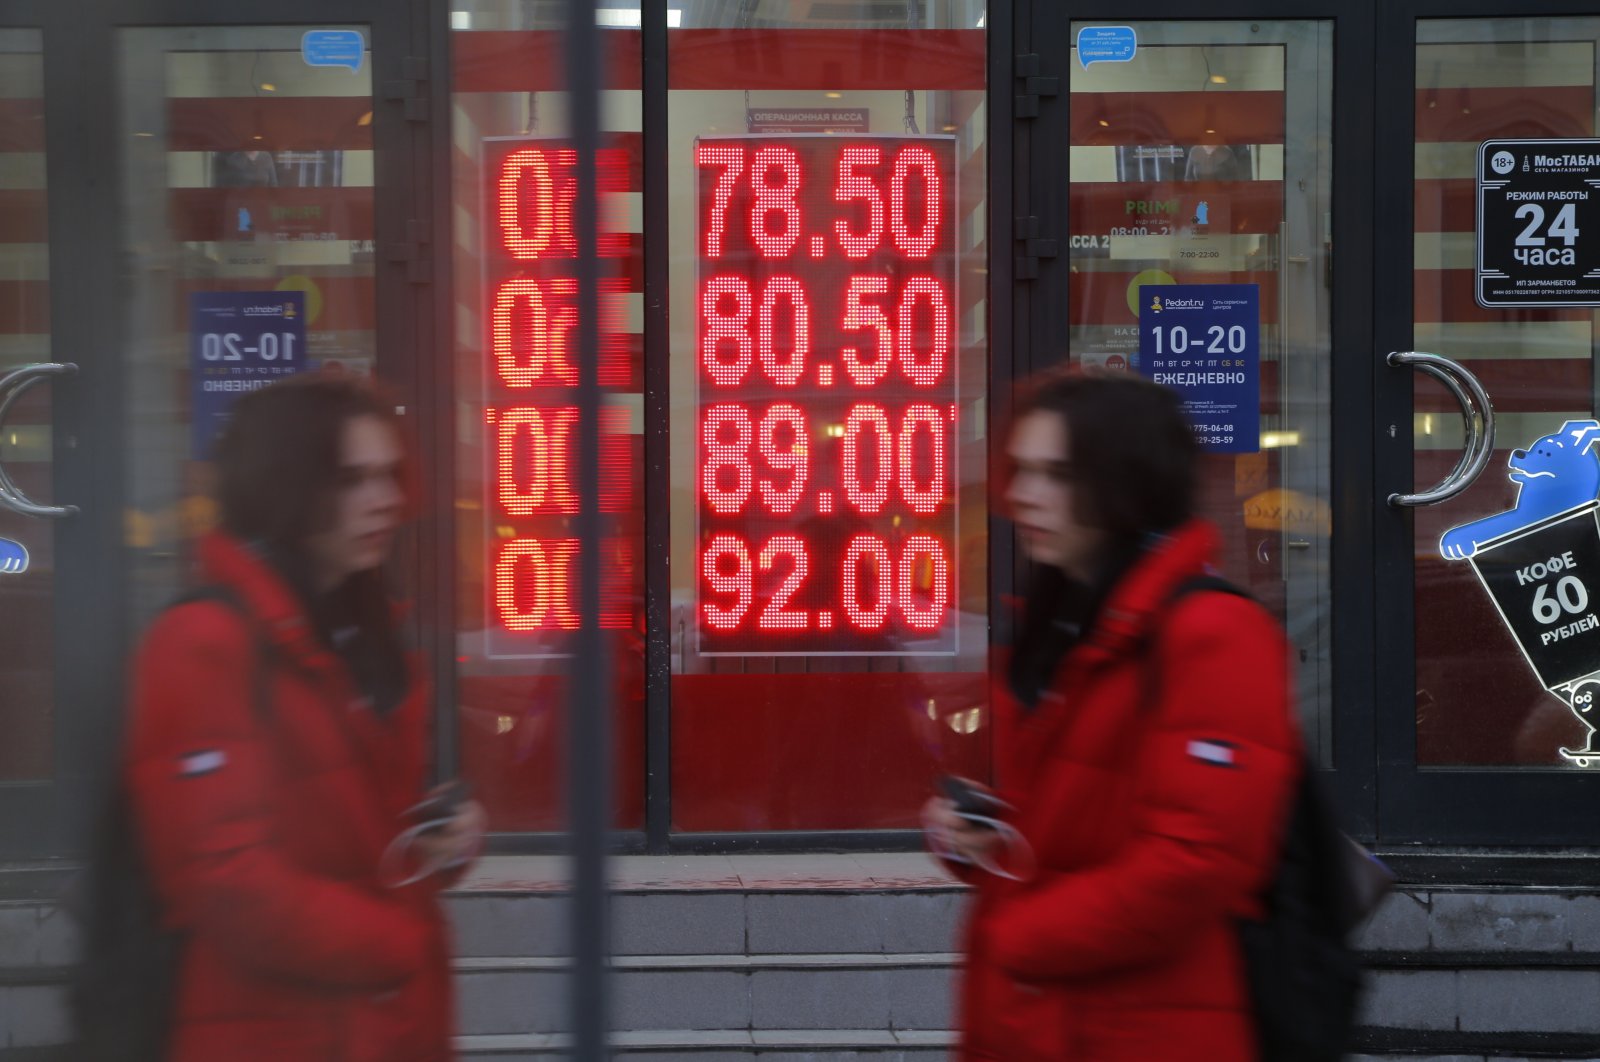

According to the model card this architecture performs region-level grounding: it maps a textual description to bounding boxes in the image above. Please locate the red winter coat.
[952,521,1300,1062]
[126,534,457,1062]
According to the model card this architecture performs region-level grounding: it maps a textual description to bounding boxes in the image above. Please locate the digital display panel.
[481,136,636,657]
[695,135,959,655]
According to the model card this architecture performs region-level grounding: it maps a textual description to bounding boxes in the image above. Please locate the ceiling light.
[595,8,681,27]
[450,11,472,30]
[1209,74,1228,84]
[259,82,276,92]
[825,91,843,99]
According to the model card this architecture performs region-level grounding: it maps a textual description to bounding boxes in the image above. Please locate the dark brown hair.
[1009,367,1198,541]
[214,373,413,712]
[214,373,408,556]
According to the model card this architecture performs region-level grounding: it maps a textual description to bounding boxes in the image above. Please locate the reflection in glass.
[118,26,377,627]
[451,1,646,830]
[1067,22,1336,766]
[0,30,52,781]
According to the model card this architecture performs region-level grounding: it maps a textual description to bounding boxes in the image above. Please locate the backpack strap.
[1138,574,1253,714]
[1167,573,1252,607]
[167,586,273,721]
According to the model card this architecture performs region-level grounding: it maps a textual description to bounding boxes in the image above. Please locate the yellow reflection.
[1243,488,1332,537]
[946,707,984,734]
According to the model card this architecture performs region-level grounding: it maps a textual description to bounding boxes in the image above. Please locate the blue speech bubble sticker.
[1078,26,1138,69]
[302,30,365,74]
[0,537,28,574]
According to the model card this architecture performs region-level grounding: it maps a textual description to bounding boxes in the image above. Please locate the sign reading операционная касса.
[1477,138,1600,308]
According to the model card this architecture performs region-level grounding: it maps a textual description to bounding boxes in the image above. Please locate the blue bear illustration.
[0,537,27,574]
[1440,420,1600,560]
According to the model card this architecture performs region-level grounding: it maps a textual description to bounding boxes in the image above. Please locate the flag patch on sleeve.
[1187,739,1238,767]
[178,749,227,777]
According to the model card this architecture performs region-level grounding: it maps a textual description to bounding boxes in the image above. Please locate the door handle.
[1385,350,1496,508]
[0,362,78,518]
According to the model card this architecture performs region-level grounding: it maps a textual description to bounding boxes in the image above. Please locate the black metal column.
[566,0,612,1057]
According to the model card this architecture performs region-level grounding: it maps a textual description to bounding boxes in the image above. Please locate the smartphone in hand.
[407,780,474,831]
[939,776,1008,825]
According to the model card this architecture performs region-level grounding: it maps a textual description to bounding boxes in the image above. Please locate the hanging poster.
[1137,283,1260,453]
[189,291,307,459]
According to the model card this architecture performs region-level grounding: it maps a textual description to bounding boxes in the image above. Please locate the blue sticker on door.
[1137,283,1260,453]
[1439,420,1600,765]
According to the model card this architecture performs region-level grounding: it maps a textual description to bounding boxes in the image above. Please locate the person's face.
[306,414,405,590]
[1005,411,1107,581]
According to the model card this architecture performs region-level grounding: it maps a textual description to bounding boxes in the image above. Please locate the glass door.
[0,0,424,858]
[0,15,66,855]
[1377,1,1600,844]
[1042,0,1375,832]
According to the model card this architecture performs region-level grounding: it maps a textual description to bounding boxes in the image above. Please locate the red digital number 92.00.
[700,533,949,634]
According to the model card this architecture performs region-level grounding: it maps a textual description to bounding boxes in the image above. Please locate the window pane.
[1066,21,1336,766]
[451,1,646,830]
[119,26,377,620]
[1413,18,1600,766]
[668,2,990,831]
[0,30,50,781]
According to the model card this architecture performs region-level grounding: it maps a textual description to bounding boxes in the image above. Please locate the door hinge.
[1014,54,1059,120]
[1014,215,1058,280]
[383,57,430,122]
[387,218,433,284]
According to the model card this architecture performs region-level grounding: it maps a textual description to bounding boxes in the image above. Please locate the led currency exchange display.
[695,136,959,655]
[482,137,635,657]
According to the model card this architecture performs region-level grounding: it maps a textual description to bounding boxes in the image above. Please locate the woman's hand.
[923,793,1003,866]
[411,798,487,875]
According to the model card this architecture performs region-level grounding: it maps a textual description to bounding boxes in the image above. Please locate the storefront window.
[1413,18,1600,766]
[668,2,989,830]
[0,30,50,781]
[451,2,645,830]
[1067,21,1336,765]
[118,26,378,619]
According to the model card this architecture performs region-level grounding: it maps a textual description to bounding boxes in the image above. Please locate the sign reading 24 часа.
[1441,420,1600,764]
[1137,283,1260,453]
[1477,138,1600,308]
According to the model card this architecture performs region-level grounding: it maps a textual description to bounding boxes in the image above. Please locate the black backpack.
[1154,576,1388,1062]
[67,587,270,1062]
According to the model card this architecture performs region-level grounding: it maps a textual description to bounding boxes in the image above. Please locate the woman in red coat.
[126,376,485,1062]
[926,370,1300,1061]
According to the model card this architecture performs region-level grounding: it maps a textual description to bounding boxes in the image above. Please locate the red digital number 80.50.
[702,274,949,388]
